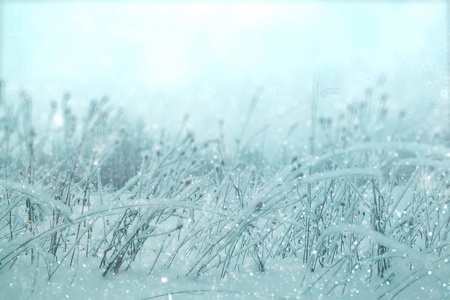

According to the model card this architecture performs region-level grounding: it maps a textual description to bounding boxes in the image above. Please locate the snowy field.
[0,83,449,300]
[1,2,448,300]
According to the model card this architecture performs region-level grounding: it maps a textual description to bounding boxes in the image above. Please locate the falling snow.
[0,2,448,300]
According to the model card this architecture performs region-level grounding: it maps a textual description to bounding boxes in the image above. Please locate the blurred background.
[1,2,447,145]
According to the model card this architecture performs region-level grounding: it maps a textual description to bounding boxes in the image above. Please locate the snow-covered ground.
[0,78,449,300]
[1,251,447,299]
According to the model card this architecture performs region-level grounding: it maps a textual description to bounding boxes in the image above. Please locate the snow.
[0,179,72,221]
[0,5,448,298]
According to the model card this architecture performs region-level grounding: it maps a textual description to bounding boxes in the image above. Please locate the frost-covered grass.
[0,86,449,299]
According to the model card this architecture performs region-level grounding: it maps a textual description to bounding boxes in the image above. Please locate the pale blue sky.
[3,2,447,140]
